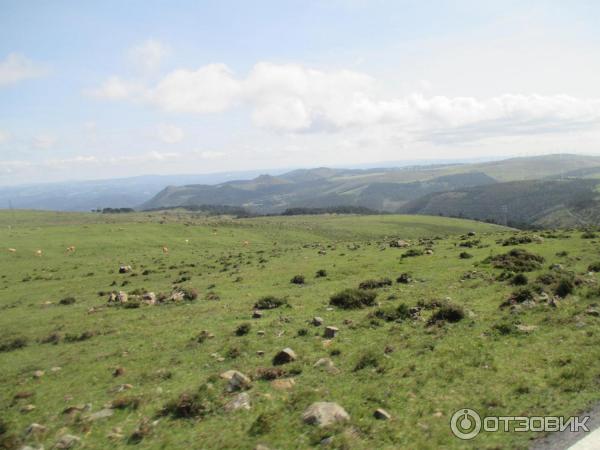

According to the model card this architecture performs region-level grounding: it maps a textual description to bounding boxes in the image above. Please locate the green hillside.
[2,211,600,449]
[142,155,600,220]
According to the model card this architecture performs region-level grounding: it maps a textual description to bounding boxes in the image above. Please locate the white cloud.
[86,76,143,100]
[147,64,241,113]
[0,53,47,86]
[196,150,225,159]
[0,130,9,144]
[89,61,600,144]
[157,123,184,144]
[32,134,57,149]
[128,39,169,73]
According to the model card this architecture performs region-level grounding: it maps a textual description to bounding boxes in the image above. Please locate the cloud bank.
[89,62,600,143]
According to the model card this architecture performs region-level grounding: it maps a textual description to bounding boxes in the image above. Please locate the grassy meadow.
[1,210,600,449]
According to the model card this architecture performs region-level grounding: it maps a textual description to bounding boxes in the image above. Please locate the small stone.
[116,291,128,303]
[118,265,132,273]
[50,366,62,372]
[312,317,324,326]
[33,370,44,379]
[25,423,47,437]
[323,326,338,339]
[586,308,600,317]
[20,404,36,413]
[252,310,263,319]
[257,330,265,336]
[86,408,114,421]
[313,358,338,373]
[55,434,81,449]
[224,392,251,412]
[270,378,295,390]
[516,324,538,333]
[273,348,297,365]
[373,408,392,420]
[256,350,265,356]
[227,370,252,392]
[302,402,350,427]
[142,292,156,305]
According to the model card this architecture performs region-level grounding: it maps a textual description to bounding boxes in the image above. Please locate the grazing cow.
[7,248,16,253]
[243,240,250,246]
[162,246,169,254]
[35,250,43,257]
[66,246,76,253]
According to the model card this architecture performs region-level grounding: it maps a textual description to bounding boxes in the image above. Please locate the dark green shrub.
[459,252,473,259]
[290,275,305,285]
[510,273,529,286]
[401,249,424,258]
[428,303,465,324]
[353,351,381,371]
[358,278,392,289]
[254,295,287,310]
[396,273,412,284]
[181,287,198,301]
[0,337,27,353]
[555,278,574,298]
[588,262,600,272]
[59,296,76,305]
[486,248,544,272]
[329,288,377,309]
[161,385,219,419]
[315,269,327,278]
[373,303,411,322]
[235,323,251,336]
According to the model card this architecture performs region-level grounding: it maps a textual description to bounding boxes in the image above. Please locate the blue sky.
[1,0,600,184]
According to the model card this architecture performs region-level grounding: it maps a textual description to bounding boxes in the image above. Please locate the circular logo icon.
[450,408,482,440]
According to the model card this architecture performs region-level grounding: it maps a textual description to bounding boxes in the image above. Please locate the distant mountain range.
[143,154,600,227]
[2,154,600,228]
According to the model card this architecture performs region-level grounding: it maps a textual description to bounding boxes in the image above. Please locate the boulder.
[273,348,297,365]
[86,408,114,422]
[323,326,338,339]
[142,292,156,305]
[55,434,81,449]
[252,310,263,319]
[373,408,392,420]
[116,291,128,304]
[224,392,251,412]
[226,371,252,392]
[311,317,324,326]
[118,265,132,274]
[270,378,295,390]
[302,402,350,427]
[25,423,47,437]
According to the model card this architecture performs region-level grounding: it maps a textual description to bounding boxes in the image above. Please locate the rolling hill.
[143,155,600,225]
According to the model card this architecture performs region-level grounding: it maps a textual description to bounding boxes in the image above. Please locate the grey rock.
[302,402,350,427]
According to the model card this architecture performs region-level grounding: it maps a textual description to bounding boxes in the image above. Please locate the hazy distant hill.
[400,178,600,228]
[143,154,600,218]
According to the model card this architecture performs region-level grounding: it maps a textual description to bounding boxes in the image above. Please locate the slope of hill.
[2,210,600,449]
[400,178,600,228]
[143,154,600,217]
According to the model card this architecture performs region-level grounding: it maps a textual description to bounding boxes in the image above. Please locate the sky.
[1,0,600,185]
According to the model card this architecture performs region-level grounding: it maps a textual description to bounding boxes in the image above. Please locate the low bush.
[358,278,392,289]
[329,288,377,309]
[254,296,287,310]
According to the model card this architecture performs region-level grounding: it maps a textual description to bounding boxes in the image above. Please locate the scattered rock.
[257,330,265,336]
[302,402,350,427]
[323,326,339,339]
[142,292,156,305]
[256,350,265,356]
[586,308,600,317]
[86,408,114,421]
[55,434,81,449]
[252,310,263,319]
[20,404,36,413]
[273,348,297,365]
[516,325,538,333]
[25,423,47,437]
[270,378,295,390]
[313,358,338,373]
[312,317,324,326]
[224,392,251,412]
[118,265,132,274]
[32,370,44,379]
[226,370,252,392]
[373,408,392,420]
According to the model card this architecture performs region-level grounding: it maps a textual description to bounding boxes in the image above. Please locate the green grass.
[1,211,600,449]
